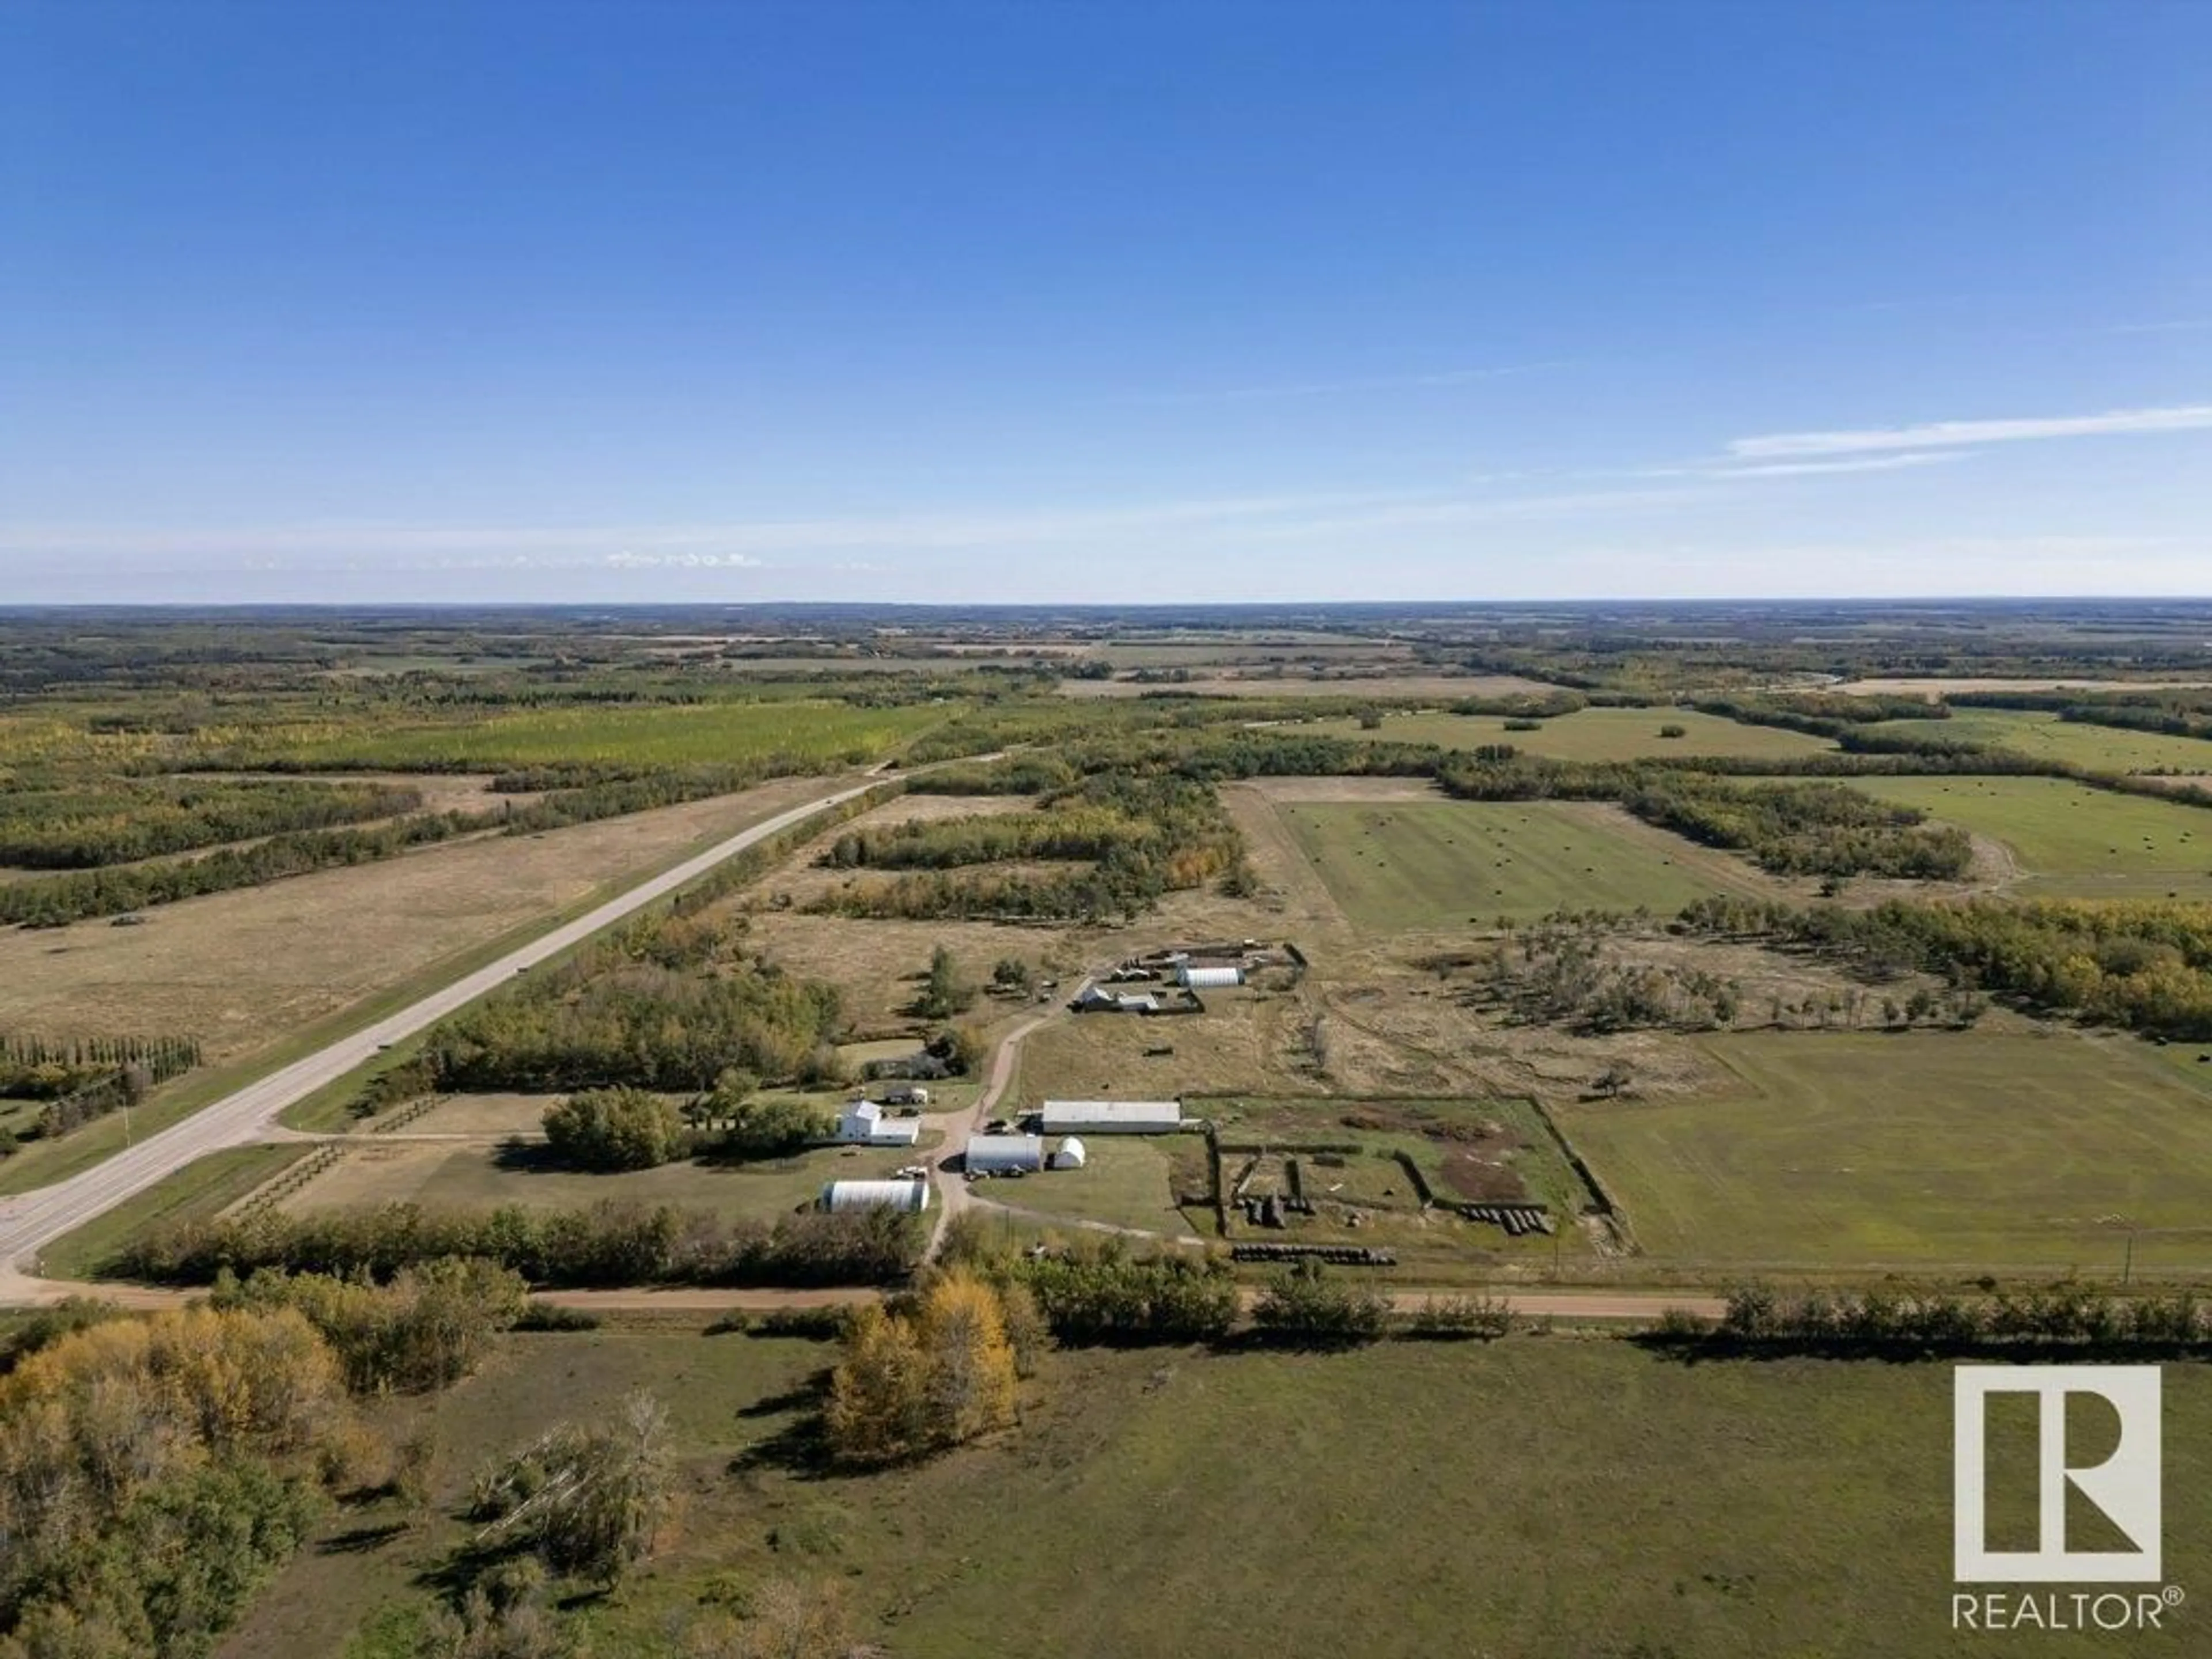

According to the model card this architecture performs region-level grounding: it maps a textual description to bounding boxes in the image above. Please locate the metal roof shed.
[1039,1100,1184,1135]
[965,1132,1046,1173]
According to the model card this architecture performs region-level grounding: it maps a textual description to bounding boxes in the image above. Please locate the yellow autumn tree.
[823,1274,1019,1466]
[915,1271,1017,1446]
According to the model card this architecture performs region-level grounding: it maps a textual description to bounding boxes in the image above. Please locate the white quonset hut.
[965,1132,1046,1174]
[1040,1100,1184,1135]
[1050,1136,1088,1170]
[820,1178,931,1214]
[836,1099,923,1147]
[1177,964,1244,989]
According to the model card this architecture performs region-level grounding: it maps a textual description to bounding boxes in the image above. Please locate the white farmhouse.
[836,1099,923,1147]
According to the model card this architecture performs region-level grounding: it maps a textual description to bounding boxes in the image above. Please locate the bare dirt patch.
[1240,776,1450,804]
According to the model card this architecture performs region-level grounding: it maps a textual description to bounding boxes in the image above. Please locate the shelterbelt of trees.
[0,776,421,870]
[1681,894,2212,1040]
[116,1199,925,1289]
[1945,685,2212,745]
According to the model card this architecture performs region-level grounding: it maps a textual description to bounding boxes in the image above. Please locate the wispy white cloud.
[2107,319,2212,335]
[1730,403,2212,460]
[605,551,763,569]
[1643,450,1964,481]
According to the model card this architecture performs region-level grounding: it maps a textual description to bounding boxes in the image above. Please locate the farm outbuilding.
[836,1100,922,1147]
[819,1178,931,1214]
[965,1132,1046,1174]
[1176,964,1243,989]
[1040,1100,1184,1135]
[1050,1136,1088,1170]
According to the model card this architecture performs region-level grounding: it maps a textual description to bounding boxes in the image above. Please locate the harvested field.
[1278,799,1776,929]
[1842,775,2212,899]
[0,774,841,1062]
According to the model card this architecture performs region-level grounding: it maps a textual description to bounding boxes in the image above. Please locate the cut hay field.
[1559,1030,2212,1272]
[1866,708,2212,773]
[227,1328,2212,1659]
[1306,704,1836,761]
[1843,775,2212,899]
[1279,799,1770,928]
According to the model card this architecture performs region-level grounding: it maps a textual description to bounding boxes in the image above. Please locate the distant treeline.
[1681,893,2212,1039]
[0,777,419,869]
[113,1199,925,1289]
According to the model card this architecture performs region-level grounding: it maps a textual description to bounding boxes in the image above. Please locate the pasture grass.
[1306,704,1836,760]
[1869,708,2212,773]
[1846,775,2212,898]
[1280,799,1763,927]
[284,1136,933,1220]
[1559,1029,2212,1272]
[227,1327,2212,1659]
[982,1137,1196,1237]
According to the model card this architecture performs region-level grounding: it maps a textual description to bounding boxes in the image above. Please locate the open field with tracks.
[1559,1030,2212,1272]
[214,1323,2212,1659]
[1279,799,1774,927]
[1843,775,2212,898]
[1306,704,1836,760]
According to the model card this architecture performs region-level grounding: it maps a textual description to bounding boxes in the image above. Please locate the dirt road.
[0,774,885,1297]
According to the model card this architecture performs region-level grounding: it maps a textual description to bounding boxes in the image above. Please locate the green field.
[35,1143,312,1279]
[217,1326,2212,1659]
[1281,799,1759,926]
[257,697,952,771]
[1560,1030,2212,1271]
[287,1133,932,1219]
[1846,775,2212,898]
[1869,707,2212,773]
[1308,705,1836,762]
[984,1137,1198,1237]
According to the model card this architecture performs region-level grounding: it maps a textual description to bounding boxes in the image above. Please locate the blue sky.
[2,0,2208,604]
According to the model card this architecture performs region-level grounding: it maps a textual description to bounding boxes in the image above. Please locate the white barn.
[836,1100,922,1147]
[1040,1100,1184,1135]
[1177,964,1243,989]
[965,1132,1046,1174]
[820,1178,931,1214]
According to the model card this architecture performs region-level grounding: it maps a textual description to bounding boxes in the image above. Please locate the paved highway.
[0,775,882,1287]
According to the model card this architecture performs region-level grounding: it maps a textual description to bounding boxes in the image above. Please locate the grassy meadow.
[1868,707,2212,773]
[1280,799,1765,927]
[1559,1030,2212,1272]
[208,1324,2212,1659]
[1307,704,1837,762]
[1844,775,2212,898]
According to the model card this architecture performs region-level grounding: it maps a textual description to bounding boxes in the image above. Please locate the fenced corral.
[1230,1243,1395,1266]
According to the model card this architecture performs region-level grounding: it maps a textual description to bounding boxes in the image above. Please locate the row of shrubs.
[1656,1283,2212,1351]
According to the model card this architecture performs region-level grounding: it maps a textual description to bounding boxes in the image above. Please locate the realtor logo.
[1955,1366,2162,1582]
